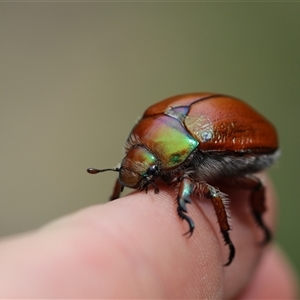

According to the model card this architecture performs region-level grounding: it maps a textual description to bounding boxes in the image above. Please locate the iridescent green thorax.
[126,115,199,169]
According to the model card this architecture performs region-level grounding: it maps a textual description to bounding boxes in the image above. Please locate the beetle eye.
[145,165,159,177]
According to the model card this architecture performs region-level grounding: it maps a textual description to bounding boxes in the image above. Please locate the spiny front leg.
[201,183,235,266]
[177,177,195,237]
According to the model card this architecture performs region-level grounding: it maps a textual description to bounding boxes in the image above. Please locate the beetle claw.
[222,231,236,266]
[145,181,159,194]
[254,212,272,246]
[176,177,195,236]
[201,182,235,266]
[178,209,195,237]
[234,175,273,247]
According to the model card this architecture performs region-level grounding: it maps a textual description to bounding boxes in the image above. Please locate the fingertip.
[238,246,299,299]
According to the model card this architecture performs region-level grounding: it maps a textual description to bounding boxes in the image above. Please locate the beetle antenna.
[87,167,120,174]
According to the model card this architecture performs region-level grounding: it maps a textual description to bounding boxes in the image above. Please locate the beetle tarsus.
[202,183,234,266]
[177,196,195,236]
[176,177,195,236]
[222,231,236,266]
[238,175,272,246]
[149,181,159,194]
[177,207,195,237]
[251,184,272,245]
[253,212,272,245]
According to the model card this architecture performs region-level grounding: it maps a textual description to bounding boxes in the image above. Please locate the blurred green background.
[1,3,299,277]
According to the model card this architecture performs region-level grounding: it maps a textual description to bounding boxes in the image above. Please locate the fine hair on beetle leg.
[194,181,232,228]
[194,181,235,265]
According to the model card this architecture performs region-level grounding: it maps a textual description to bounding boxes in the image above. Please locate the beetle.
[88,93,279,265]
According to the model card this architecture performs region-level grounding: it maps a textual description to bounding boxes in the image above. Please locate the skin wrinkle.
[158,187,224,298]
[33,204,158,298]
[103,199,176,298]
[120,188,223,299]
[192,200,224,298]
[70,204,167,298]
[93,207,165,297]
[135,191,202,298]
[158,185,224,299]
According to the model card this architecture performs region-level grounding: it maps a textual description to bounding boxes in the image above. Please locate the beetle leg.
[177,177,195,237]
[232,175,271,245]
[144,181,159,194]
[200,183,235,266]
[109,179,124,201]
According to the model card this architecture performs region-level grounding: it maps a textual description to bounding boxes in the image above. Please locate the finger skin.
[238,246,299,299]
[0,174,296,298]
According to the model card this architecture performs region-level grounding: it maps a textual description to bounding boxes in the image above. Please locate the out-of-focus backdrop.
[1,3,299,275]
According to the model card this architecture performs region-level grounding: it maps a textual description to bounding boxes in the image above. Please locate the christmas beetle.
[88,93,279,266]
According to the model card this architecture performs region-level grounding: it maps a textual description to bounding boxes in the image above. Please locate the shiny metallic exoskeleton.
[88,93,279,265]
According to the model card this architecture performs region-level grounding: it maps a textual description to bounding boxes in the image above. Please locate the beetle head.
[119,146,160,191]
[87,146,160,194]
